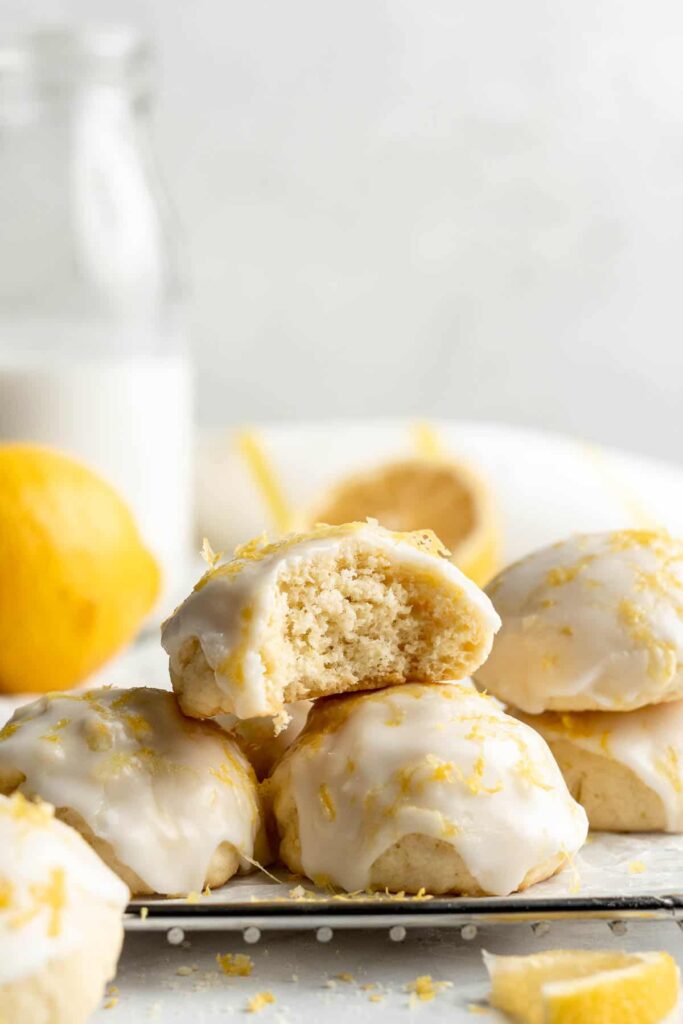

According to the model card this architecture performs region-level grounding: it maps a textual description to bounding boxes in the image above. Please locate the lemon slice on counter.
[484,949,679,1024]
[303,456,498,585]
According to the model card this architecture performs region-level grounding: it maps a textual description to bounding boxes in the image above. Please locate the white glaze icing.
[525,702,683,832]
[477,529,683,713]
[271,683,587,896]
[0,792,128,985]
[0,688,262,895]
[161,522,501,719]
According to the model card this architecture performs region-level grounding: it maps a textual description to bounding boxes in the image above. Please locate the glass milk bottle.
[0,26,192,606]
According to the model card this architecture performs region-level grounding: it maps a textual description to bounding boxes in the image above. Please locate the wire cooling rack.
[124,832,683,940]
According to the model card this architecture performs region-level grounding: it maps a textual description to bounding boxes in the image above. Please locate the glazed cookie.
[161,521,500,721]
[269,683,587,896]
[477,529,683,713]
[0,792,128,1024]
[219,701,312,780]
[0,687,266,896]
[516,703,683,832]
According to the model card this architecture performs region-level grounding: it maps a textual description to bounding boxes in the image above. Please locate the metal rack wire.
[125,891,683,945]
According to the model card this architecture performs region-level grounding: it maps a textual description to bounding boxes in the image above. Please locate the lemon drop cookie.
[161,522,500,721]
[0,687,266,896]
[516,702,683,832]
[0,792,128,1024]
[269,683,587,896]
[477,529,683,713]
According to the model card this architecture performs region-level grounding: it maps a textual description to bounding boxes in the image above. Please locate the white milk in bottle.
[0,27,193,606]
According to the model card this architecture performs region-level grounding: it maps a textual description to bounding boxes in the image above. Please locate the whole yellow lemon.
[0,444,160,694]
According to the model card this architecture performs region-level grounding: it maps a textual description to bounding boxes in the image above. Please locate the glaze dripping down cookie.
[269,683,587,896]
[0,687,267,896]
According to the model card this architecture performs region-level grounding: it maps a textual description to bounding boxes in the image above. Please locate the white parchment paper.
[129,832,683,915]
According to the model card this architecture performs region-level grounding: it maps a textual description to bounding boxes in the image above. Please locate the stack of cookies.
[159,521,588,898]
[0,521,589,913]
[477,529,683,834]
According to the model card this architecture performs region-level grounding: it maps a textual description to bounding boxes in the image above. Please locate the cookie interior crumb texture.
[262,546,486,697]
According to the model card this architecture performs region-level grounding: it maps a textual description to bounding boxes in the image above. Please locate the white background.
[4,0,683,459]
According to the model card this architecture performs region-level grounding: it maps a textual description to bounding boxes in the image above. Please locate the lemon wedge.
[484,949,679,1024]
[304,456,499,586]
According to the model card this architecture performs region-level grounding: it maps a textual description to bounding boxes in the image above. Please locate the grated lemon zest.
[216,952,254,976]
[246,991,275,1013]
[405,975,452,1002]
[201,537,223,568]
[318,783,336,821]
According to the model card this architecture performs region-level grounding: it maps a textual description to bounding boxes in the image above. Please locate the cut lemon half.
[484,948,679,1024]
[303,457,499,586]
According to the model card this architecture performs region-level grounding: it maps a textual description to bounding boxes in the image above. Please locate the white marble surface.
[91,919,683,1022]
